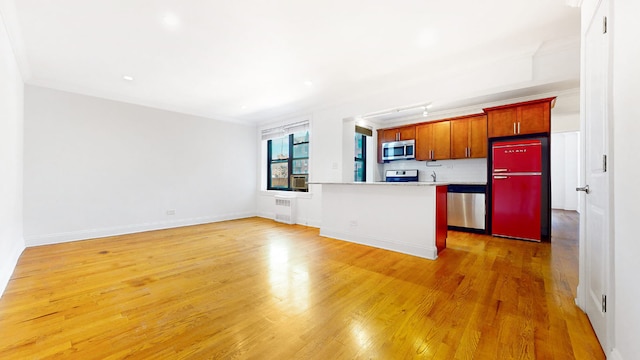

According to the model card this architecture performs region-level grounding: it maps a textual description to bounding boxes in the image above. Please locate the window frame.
[267,132,309,192]
[354,133,367,182]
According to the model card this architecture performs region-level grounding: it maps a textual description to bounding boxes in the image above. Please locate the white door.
[579,0,611,353]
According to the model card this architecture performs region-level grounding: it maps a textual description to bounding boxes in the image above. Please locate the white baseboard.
[256,212,321,228]
[575,283,586,310]
[24,212,256,247]
[609,348,623,360]
[0,241,25,299]
[296,217,321,228]
[320,229,438,260]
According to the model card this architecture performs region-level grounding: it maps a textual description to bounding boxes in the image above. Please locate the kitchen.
[314,96,568,260]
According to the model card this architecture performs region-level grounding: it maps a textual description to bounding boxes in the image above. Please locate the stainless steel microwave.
[382,139,415,161]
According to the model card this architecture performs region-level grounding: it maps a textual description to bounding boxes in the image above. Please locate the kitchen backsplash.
[381,158,487,183]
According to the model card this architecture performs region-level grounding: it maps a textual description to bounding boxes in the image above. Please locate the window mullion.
[288,134,294,189]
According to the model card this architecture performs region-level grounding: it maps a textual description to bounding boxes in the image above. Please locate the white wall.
[255,42,580,226]
[552,113,580,132]
[0,9,25,297]
[611,0,640,359]
[24,86,257,245]
[341,118,356,183]
[551,132,579,211]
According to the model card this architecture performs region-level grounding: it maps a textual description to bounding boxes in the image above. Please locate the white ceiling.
[5,0,581,124]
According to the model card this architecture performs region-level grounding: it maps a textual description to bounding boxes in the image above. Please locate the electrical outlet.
[166,209,176,215]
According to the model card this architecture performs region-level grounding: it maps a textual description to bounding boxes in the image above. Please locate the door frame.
[576,0,614,354]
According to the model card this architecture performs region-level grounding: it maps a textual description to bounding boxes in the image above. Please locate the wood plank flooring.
[0,210,604,359]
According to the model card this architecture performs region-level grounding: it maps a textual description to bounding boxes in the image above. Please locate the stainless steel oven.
[385,169,419,182]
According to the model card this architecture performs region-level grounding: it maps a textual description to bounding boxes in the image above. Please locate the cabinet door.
[487,107,517,138]
[415,123,433,160]
[450,119,470,159]
[398,125,416,140]
[381,128,399,142]
[469,115,488,158]
[432,121,451,160]
[518,102,550,135]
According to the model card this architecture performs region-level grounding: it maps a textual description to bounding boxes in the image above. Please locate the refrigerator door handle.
[494,168,508,172]
[494,175,508,179]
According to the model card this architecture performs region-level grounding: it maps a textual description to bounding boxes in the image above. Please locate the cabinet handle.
[517,122,521,134]
[466,147,470,157]
[513,122,516,134]
[430,150,434,159]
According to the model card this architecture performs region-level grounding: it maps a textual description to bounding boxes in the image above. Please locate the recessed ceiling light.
[162,13,181,28]
[241,105,247,110]
[304,80,313,87]
[122,75,134,81]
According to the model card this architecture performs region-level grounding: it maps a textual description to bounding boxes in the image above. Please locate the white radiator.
[274,195,296,224]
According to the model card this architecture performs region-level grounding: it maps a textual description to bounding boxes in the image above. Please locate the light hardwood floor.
[0,210,604,359]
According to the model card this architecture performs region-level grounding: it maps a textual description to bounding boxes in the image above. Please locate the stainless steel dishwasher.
[447,184,486,232]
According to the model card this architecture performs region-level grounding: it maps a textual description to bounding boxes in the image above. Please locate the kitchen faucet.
[431,171,437,182]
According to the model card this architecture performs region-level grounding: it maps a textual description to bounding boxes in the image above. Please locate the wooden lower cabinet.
[416,121,450,160]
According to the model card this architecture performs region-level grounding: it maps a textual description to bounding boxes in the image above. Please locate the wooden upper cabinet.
[486,107,518,138]
[432,121,451,160]
[519,102,549,134]
[451,115,487,159]
[415,123,433,160]
[450,119,470,159]
[416,121,450,161]
[399,126,416,141]
[377,125,416,163]
[382,125,415,142]
[469,116,488,158]
[381,129,398,143]
[485,97,555,138]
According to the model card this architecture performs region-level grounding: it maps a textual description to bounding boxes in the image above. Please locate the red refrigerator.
[491,139,542,242]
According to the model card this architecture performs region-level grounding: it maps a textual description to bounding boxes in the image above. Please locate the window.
[354,125,372,182]
[355,133,366,182]
[267,130,309,191]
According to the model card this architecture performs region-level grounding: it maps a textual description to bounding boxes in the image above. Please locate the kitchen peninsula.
[317,182,448,260]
